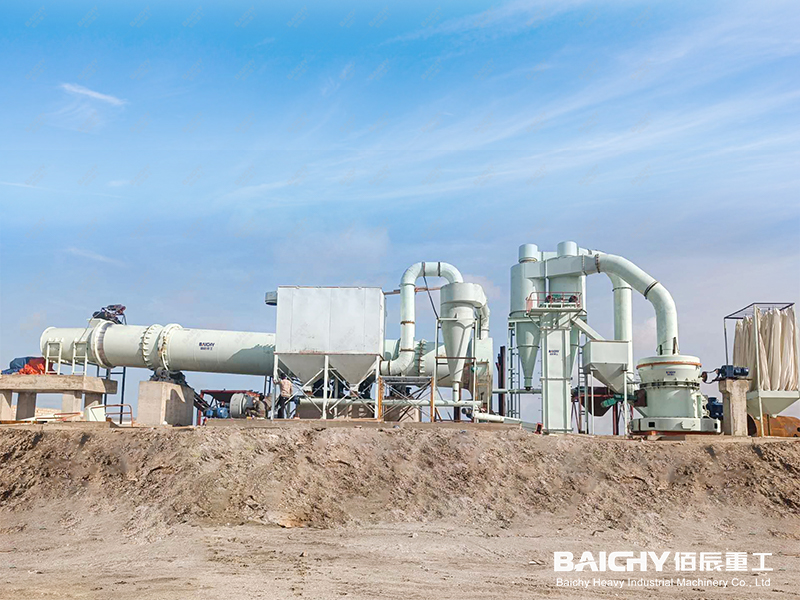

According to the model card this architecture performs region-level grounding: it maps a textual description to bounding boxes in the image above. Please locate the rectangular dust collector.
[276,286,385,386]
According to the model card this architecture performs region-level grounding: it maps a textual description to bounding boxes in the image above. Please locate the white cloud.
[61,83,126,106]
[66,247,126,266]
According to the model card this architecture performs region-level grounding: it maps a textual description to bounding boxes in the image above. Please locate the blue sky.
[1,1,798,420]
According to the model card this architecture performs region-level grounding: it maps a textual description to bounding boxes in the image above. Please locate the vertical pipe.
[497,346,506,416]
[472,320,478,412]
[271,355,278,421]
[120,367,127,422]
[587,376,594,433]
[542,323,548,430]
[433,320,440,423]
[563,328,570,430]
[609,274,634,374]
[622,368,628,435]
[374,358,382,420]
[583,347,589,434]
[322,355,330,420]
[724,320,730,366]
[376,361,383,421]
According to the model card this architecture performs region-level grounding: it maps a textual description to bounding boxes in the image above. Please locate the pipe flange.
[158,324,183,371]
[140,324,163,371]
[640,381,700,390]
[91,321,115,369]
[643,281,659,299]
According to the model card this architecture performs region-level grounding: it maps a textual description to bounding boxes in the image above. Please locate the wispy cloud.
[65,247,126,266]
[60,83,126,106]
[0,180,123,199]
[385,0,589,44]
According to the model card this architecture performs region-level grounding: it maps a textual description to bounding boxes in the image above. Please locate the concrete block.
[0,374,116,394]
[137,381,195,427]
[0,390,13,420]
[84,393,103,408]
[719,378,749,437]
[16,392,37,420]
[61,391,83,414]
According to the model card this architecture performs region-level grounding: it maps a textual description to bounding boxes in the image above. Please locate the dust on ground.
[1,424,798,599]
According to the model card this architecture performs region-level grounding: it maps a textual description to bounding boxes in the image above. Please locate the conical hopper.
[582,340,630,394]
[588,363,626,394]
[279,354,325,384]
[328,354,378,387]
[747,391,800,417]
[516,322,540,388]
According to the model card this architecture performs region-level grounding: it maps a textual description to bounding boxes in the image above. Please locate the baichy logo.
[198,342,215,350]
[554,551,772,573]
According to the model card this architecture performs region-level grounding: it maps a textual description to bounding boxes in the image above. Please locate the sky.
[1,0,798,424]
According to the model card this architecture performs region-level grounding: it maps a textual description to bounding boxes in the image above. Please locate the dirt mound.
[1,426,798,531]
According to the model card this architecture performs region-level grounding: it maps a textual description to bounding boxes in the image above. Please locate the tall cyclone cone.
[516,323,540,388]
[511,244,542,388]
[439,282,487,398]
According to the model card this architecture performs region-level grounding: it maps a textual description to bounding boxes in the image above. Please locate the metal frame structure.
[271,355,382,421]
[503,326,545,420]
[507,292,586,432]
[269,299,487,423]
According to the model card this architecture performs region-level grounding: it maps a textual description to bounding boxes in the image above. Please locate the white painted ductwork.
[381,262,463,377]
[608,274,633,371]
[585,253,679,356]
[380,262,490,399]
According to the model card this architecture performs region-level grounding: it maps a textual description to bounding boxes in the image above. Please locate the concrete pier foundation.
[0,390,13,420]
[0,375,117,422]
[719,378,749,436]
[137,381,195,427]
[16,393,37,420]
[61,391,83,414]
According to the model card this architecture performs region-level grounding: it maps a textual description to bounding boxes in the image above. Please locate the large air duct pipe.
[41,322,275,376]
[585,253,679,356]
[380,262,463,377]
[608,273,634,371]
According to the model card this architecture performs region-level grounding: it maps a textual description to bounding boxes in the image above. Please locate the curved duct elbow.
[400,262,463,288]
[382,261,464,376]
[587,253,679,356]
[383,261,491,378]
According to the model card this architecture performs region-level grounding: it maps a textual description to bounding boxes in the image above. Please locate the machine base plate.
[631,417,720,434]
